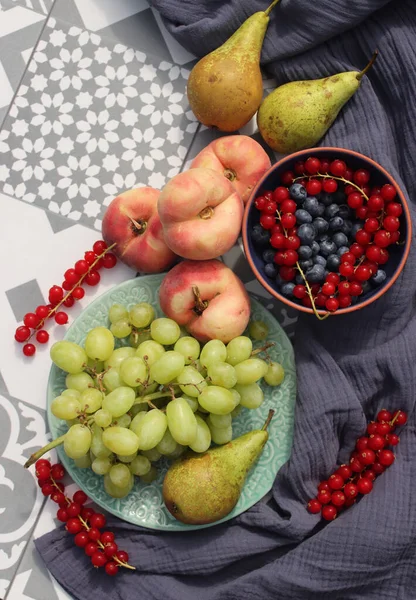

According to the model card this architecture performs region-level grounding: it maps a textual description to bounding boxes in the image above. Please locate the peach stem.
[192,286,208,314]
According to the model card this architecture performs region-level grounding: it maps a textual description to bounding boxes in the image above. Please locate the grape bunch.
[27,303,285,499]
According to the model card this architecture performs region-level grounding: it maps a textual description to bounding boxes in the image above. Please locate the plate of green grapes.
[46,274,297,531]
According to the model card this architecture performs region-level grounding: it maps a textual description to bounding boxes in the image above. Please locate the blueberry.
[297,223,316,245]
[299,259,314,270]
[338,205,351,219]
[295,273,304,285]
[264,263,277,279]
[275,274,285,287]
[319,192,334,207]
[305,264,326,283]
[325,204,340,219]
[281,282,295,297]
[329,216,344,231]
[351,222,363,238]
[320,239,337,256]
[303,197,324,217]
[337,246,350,257]
[313,217,329,235]
[262,249,276,263]
[289,183,307,203]
[311,241,320,255]
[298,245,313,260]
[313,255,327,267]
[340,219,353,236]
[332,232,349,248]
[295,209,313,224]
[318,233,330,242]
[251,224,270,247]
[361,281,371,295]
[327,254,341,272]
[371,269,387,286]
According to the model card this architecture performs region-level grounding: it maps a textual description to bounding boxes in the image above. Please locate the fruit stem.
[198,207,214,220]
[192,286,209,315]
[357,49,378,81]
[262,409,275,431]
[292,173,369,201]
[251,341,275,356]
[224,168,236,182]
[264,0,280,16]
[296,261,330,321]
[24,434,66,468]
[129,217,147,235]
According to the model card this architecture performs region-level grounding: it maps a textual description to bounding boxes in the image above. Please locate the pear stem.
[24,433,67,468]
[264,0,281,16]
[262,409,275,431]
[357,49,378,81]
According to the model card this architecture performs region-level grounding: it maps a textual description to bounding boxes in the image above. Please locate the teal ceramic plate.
[47,274,297,531]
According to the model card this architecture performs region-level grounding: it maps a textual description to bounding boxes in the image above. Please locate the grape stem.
[134,391,172,410]
[24,434,66,468]
[251,341,275,356]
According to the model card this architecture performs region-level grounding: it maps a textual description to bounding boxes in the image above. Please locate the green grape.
[61,389,81,399]
[86,358,104,373]
[181,394,199,413]
[64,424,92,459]
[249,320,269,341]
[50,341,88,374]
[234,358,268,385]
[104,472,134,498]
[150,351,185,385]
[109,303,128,324]
[129,329,151,347]
[174,336,200,364]
[135,340,165,366]
[129,455,151,476]
[129,302,155,328]
[208,362,237,389]
[66,418,79,427]
[109,463,131,488]
[137,409,168,451]
[207,413,232,429]
[166,444,186,459]
[200,340,227,368]
[65,372,94,392]
[198,386,235,415]
[74,454,92,468]
[209,423,232,445]
[229,388,241,408]
[79,388,103,413]
[140,466,158,483]
[110,318,132,339]
[234,383,264,409]
[189,415,211,453]
[130,404,148,417]
[91,424,112,458]
[130,411,147,436]
[104,347,135,370]
[102,386,135,418]
[94,408,112,428]
[141,448,161,462]
[193,359,207,376]
[166,397,198,445]
[156,429,178,455]
[117,451,137,463]
[91,456,112,475]
[51,395,81,420]
[103,368,123,392]
[150,318,180,345]
[113,413,132,428]
[226,336,252,366]
[85,327,115,361]
[231,405,242,418]
[176,365,207,397]
[264,362,285,386]
[137,381,158,396]
[197,402,209,414]
[119,356,147,388]
[102,426,139,456]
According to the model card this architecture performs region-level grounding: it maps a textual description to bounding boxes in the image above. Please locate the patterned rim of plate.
[47,274,297,531]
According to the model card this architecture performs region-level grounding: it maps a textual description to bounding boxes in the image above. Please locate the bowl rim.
[242,146,413,316]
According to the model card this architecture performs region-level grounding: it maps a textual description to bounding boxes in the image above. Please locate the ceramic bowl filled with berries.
[242,148,412,317]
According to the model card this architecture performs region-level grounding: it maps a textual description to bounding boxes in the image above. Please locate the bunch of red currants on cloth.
[251,156,404,317]
[307,409,408,520]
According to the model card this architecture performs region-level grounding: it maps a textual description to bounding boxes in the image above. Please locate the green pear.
[257,51,378,153]
[162,410,274,525]
[187,0,280,132]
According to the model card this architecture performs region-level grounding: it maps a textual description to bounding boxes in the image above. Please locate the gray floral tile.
[0,16,198,230]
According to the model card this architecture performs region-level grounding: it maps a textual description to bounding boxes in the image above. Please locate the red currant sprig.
[34,458,135,575]
[306,408,408,520]
[14,240,117,357]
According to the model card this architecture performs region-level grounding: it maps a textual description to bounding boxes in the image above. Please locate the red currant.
[280,213,296,229]
[105,561,119,576]
[24,313,40,328]
[36,305,49,319]
[91,550,108,568]
[323,179,337,193]
[116,550,129,563]
[325,297,339,312]
[320,159,331,174]
[390,231,400,243]
[326,273,340,285]
[363,218,379,234]
[73,490,88,505]
[274,252,285,266]
[350,458,365,472]
[380,184,396,201]
[15,326,31,343]
[279,266,296,281]
[260,214,275,229]
[282,250,298,266]
[357,478,373,494]
[317,489,332,505]
[36,463,51,478]
[383,216,400,232]
[336,464,352,480]
[90,513,106,529]
[88,527,102,541]
[344,497,356,508]
[281,199,296,214]
[376,422,391,436]
[281,171,294,185]
[72,286,85,300]
[353,169,370,185]
[263,192,273,201]
[294,161,305,175]
[385,433,399,446]
[328,474,344,490]
[330,159,346,177]
[377,449,395,466]
[85,270,100,286]
[322,504,337,521]
[340,252,355,265]
[392,410,408,426]
[85,542,98,557]
[339,263,354,278]
[331,491,346,506]
[104,542,118,557]
[66,518,83,534]
[54,311,68,325]
[56,508,68,522]
[271,233,286,249]
[376,409,392,423]
[338,294,352,308]
[293,285,306,299]
[262,201,277,215]
[23,343,36,357]
[271,223,284,235]
[344,483,358,499]
[373,230,392,248]
[273,187,290,203]
[285,235,301,250]
[359,449,376,465]
[81,507,95,521]
[51,491,66,505]
[347,192,363,209]
[354,265,372,282]
[302,296,313,308]
[74,260,89,275]
[318,481,330,493]
[101,531,115,544]
[49,285,64,304]
[355,229,371,246]
[356,205,368,220]
[365,245,381,262]
[355,437,368,452]
[35,330,49,344]
[367,434,385,451]
[64,269,79,285]
[255,196,266,210]
[84,251,97,265]
[350,243,364,257]
[63,296,75,308]
[349,281,363,296]
[373,462,385,475]
[367,195,384,211]
[362,469,376,481]
[304,157,321,174]
[62,280,72,291]
[322,282,335,296]
[74,531,89,547]
[378,248,389,264]
[306,179,322,196]
[66,502,81,518]
[386,202,402,217]
[102,253,117,269]
[93,240,108,254]
[306,499,322,514]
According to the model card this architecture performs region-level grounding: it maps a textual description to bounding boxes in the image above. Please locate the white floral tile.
[0,17,198,230]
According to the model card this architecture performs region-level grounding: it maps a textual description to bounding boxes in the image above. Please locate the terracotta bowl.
[242,147,412,316]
